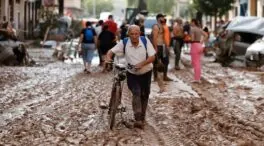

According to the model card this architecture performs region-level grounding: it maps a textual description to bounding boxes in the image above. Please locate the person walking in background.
[95,20,104,36]
[104,15,118,71]
[190,19,208,83]
[104,15,118,36]
[163,19,171,51]
[119,20,128,40]
[172,18,184,70]
[152,13,173,82]
[183,21,191,52]
[95,20,104,66]
[77,21,97,74]
[202,26,210,56]
[98,24,116,72]
[134,15,145,36]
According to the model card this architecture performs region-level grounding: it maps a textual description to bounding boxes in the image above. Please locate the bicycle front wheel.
[109,84,121,130]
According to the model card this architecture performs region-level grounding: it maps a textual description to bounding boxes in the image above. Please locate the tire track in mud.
[173,65,264,145]
[0,63,166,145]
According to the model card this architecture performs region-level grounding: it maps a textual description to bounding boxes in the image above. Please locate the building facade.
[0,0,81,40]
[64,0,81,19]
[0,0,42,39]
[229,0,264,18]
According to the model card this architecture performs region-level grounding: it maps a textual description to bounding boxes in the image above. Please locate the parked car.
[215,16,264,67]
[144,16,156,37]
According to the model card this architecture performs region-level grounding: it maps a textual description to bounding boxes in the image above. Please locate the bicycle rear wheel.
[109,84,121,130]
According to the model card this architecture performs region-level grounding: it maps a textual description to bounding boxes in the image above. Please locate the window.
[16,0,20,4]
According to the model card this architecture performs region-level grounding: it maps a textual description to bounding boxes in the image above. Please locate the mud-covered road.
[0,48,264,145]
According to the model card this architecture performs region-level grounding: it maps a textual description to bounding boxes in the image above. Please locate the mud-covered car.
[215,16,264,66]
[0,40,31,66]
[0,29,34,66]
[245,38,264,67]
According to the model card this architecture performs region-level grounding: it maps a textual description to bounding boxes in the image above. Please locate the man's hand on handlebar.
[134,62,144,70]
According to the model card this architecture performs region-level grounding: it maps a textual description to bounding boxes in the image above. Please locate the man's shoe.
[163,76,173,81]
[134,121,144,129]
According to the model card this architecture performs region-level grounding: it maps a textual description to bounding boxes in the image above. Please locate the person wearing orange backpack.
[163,19,171,51]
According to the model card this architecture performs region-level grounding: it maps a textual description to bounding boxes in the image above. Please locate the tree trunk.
[214,12,217,33]
[138,0,147,11]
[196,11,203,27]
[58,0,64,16]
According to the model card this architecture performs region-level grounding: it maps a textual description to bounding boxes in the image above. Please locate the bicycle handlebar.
[105,61,138,71]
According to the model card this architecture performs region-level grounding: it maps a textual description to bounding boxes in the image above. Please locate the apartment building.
[229,0,264,18]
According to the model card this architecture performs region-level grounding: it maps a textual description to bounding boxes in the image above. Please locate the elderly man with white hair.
[106,25,156,129]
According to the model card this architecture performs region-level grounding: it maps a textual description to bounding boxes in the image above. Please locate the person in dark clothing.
[120,21,128,40]
[98,24,116,72]
[95,20,105,66]
[77,21,97,73]
[173,18,184,70]
[134,19,145,36]
[183,21,191,51]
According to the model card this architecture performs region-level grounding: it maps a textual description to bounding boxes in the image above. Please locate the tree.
[58,0,64,16]
[193,0,235,30]
[147,0,175,14]
[126,0,175,15]
[83,0,114,18]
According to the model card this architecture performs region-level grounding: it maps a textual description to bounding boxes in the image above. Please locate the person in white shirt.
[95,20,104,66]
[106,25,156,129]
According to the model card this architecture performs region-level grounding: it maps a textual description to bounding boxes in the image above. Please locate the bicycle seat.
[115,63,126,70]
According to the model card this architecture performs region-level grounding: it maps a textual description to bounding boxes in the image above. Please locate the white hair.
[127,25,140,33]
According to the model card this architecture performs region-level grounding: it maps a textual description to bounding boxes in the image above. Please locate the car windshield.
[144,19,156,29]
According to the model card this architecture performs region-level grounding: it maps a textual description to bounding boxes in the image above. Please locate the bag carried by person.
[183,34,191,43]
[123,36,148,59]
[84,28,94,42]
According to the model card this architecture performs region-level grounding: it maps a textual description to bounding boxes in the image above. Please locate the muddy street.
[0,49,264,145]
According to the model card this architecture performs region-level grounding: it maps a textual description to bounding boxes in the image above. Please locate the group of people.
[77,14,208,129]
[172,17,209,83]
[77,15,118,73]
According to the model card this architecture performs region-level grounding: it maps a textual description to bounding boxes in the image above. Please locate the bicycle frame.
[108,62,127,129]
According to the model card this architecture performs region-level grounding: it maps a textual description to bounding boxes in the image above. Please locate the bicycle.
[107,61,135,130]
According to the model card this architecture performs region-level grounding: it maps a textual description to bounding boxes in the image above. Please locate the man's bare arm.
[152,25,159,52]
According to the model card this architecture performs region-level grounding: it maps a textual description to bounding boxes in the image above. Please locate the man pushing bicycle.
[106,25,156,129]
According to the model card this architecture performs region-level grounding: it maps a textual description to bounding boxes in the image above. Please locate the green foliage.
[193,0,235,17]
[127,0,137,7]
[83,0,114,17]
[147,0,176,14]
[126,0,176,15]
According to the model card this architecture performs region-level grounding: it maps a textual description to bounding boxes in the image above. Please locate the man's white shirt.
[111,37,156,75]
